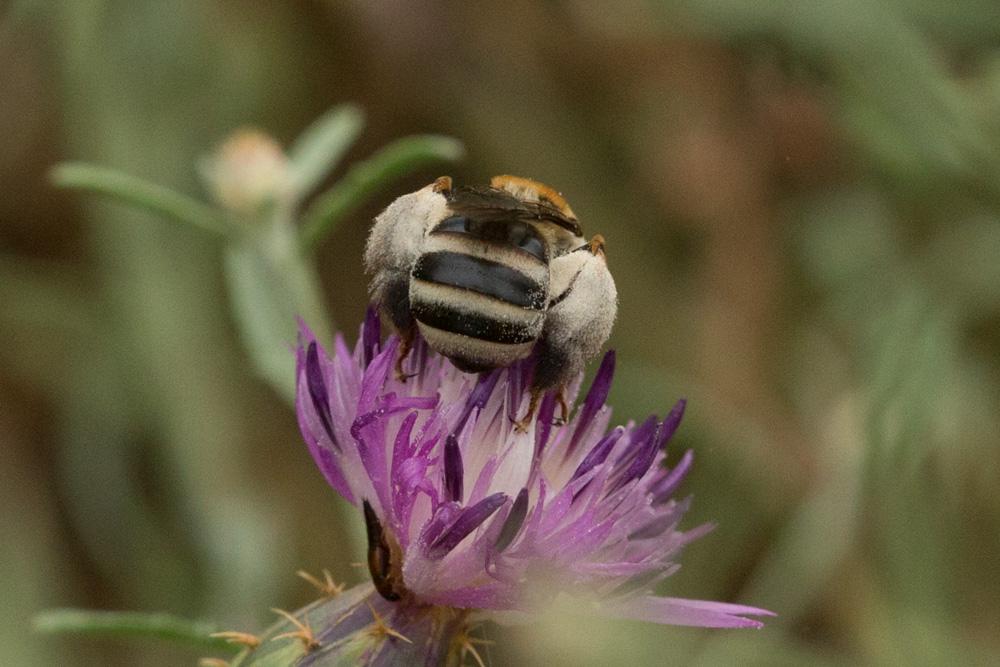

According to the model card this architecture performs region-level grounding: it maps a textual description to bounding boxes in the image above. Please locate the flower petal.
[565,350,615,459]
[532,391,558,463]
[427,492,507,559]
[494,487,530,552]
[306,341,337,447]
[455,369,501,433]
[362,306,381,367]
[602,595,775,629]
[296,316,766,628]
[651,449,694,504]
[656,398,686,449]
[443,434,464,503]
[571,427,625,483]
[608,419,662,494]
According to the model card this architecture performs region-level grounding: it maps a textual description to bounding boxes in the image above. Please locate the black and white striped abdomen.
[409,218,549,372]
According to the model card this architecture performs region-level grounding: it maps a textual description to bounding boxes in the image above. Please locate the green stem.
[299,135,464,251]
[32,609,235,652]
[51,162,233,237]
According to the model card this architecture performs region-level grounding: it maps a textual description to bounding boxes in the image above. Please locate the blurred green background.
[3,1,1000,665]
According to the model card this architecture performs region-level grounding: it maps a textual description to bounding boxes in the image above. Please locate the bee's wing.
[447,186,583,237]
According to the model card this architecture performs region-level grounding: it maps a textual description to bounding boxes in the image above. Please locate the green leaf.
[223,230,333,405]
[299,135,464,251]
[737,463,861,624]
[32,609,234,651]
[288,104,366,202]
[225,244,308,404]
[51,162,233,236]
[675,1,1000,204]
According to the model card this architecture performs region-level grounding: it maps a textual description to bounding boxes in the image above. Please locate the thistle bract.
[273,309,771,663]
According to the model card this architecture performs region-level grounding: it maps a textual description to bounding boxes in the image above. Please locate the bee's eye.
[434,216,469,234]
[508,223,546,260]
[432,216,546,260]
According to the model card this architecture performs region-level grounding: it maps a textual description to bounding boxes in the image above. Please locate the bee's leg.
[513,336,563,432]
[530,335,567,395]
[381,276,418,383]
[514,387,543,433]
[365,178,449,381]
[554,385,570,425]
[528,237,617,420]
[394,327,416,382]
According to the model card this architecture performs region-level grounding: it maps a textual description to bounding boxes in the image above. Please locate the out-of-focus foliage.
[2,1,999,665]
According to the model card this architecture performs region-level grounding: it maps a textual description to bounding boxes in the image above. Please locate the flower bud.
[200,129,291,216]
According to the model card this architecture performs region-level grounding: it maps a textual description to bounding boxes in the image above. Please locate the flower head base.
[295,309,772,631]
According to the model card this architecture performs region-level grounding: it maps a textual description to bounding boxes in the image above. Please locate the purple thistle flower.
[294,311,773,634]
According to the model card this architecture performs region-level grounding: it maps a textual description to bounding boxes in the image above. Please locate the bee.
[364,175,616,429]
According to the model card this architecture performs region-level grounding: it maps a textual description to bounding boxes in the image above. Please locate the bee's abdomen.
[410,251,547,370]
[411,296,537,345]
[411,251,545,309]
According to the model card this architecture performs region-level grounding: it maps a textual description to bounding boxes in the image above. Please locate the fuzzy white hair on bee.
[363,175,617,429]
